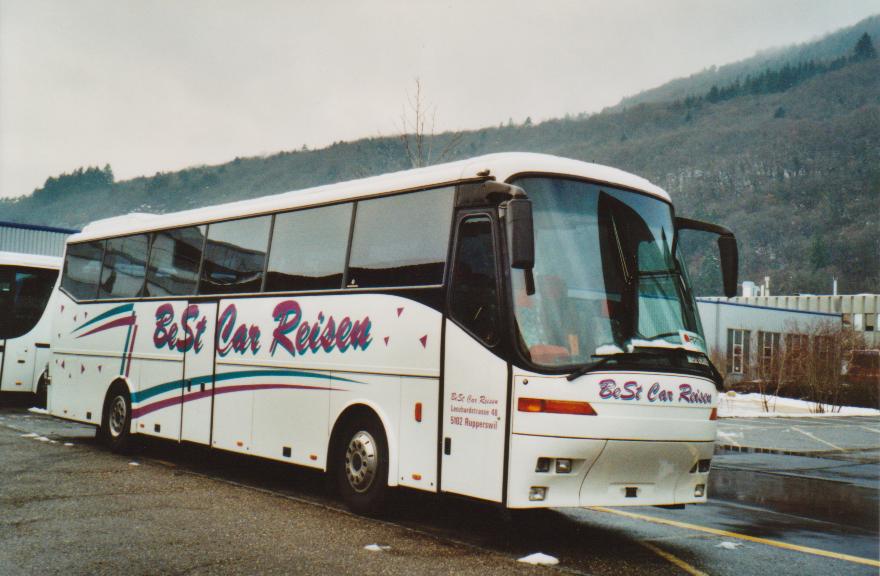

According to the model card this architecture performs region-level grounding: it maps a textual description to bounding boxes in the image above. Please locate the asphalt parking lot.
[2,407,878,575]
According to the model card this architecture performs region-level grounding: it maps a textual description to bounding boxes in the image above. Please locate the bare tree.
[743,320,869,413]
[399,78,463,168]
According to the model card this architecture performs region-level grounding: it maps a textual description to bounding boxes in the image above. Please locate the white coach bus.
[49,153,737,513]
[1,251,62,404]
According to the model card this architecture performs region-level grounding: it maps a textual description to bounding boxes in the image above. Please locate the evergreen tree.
[809,236,829,270]
[853,32,877,61]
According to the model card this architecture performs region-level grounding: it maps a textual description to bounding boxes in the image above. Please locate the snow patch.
[20,432,39,438]
[28,407,49,415]
[594,344,624,356]
[518,552,559,565]
[718,392,880,418]
[128,462,140,466]
[715,430,742,444]
[64,443,74,447]
[363,544,391,552]
[716,541,743,550]
[36,436,50,442]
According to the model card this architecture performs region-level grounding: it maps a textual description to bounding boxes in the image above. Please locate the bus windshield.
[0,265,58,340]
[510,177,704,368]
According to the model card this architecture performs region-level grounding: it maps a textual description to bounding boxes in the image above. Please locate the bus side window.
[61,240,105,301]
[449,215,499,346]
[146,226,206,297]
[99,234,150,299]
[200,216,271,295]
[347,187,454,288]
[266,203,352,292]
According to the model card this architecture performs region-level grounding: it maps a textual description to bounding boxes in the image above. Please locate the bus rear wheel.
[34,373,48,409]
[98,385,132,453]
[335,415,389,515]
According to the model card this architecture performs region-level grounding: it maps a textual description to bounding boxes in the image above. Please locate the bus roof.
[72,153,671,242]
[0,251,63,270]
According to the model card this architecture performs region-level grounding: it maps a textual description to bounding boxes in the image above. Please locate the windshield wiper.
[566,352,656,381]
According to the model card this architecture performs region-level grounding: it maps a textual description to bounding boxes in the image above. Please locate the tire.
[334,414,389,515]
[98,385,132,453]
[35,374,48,409]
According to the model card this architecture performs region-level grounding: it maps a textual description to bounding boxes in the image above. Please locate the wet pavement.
[712,416,880,530]
[2,406,879,575]
[716,416,880,455]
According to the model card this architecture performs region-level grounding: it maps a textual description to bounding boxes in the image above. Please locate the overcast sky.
[1,0,879,199]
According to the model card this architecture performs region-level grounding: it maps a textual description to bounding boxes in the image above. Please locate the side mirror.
[717,235,738,298]
[675,217,739,298]
[507,198,534,270]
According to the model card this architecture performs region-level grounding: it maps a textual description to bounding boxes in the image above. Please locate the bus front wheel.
[98,385,132,453]
[335,415,389,515]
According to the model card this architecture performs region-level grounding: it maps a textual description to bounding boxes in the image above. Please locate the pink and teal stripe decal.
[130,369,362,418]
[72,303,138,376]
[73,303,134,337]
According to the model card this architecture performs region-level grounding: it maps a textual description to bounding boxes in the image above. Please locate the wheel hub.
[109,396,127,438]
[344,431,377,493]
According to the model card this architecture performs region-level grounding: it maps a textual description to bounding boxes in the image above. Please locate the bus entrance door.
[440,213,508,502]
[180,301,217,445]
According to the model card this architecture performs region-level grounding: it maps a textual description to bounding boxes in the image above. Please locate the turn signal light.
[709,407,718,420]
[518,397,597,416]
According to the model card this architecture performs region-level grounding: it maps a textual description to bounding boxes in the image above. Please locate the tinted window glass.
[450,216,499,345]
[99,234,149,298]
[347,187,453,288]
[61,241,104,300]
[0,266,58,339]
[266,203,352,292]
[146,226,206,297]
[200,216,271,294]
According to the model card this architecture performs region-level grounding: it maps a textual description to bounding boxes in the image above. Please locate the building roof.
[71,153,670,242]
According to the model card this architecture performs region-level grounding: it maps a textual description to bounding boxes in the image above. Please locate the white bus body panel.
[1,306,53,393]
[49,292,443,493]
[440,321,508,502]
[1,252,61,394]
[181,302,217,445]
[506,370,717,508]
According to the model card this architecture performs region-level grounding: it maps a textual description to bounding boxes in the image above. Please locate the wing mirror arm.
[675,217,739,298]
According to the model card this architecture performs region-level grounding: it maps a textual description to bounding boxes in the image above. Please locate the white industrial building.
[0,221,79,257]
[709,293,879,348]
[697,299,841,382]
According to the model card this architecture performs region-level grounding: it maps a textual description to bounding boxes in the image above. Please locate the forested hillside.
[614,14,880,108]
[2,19,878,295]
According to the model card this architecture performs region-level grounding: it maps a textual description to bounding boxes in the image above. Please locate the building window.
[853,313,865,331]
[757,331,780,375]
[726,328,750,375]
[785,333,809,356]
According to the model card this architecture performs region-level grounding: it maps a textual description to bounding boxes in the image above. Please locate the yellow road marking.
[589,507,880,568]
[639,541,710,576]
